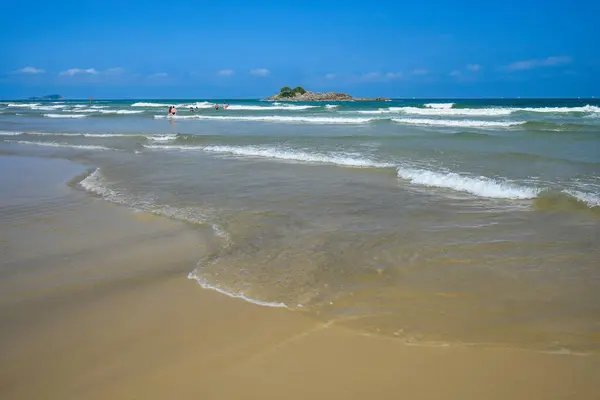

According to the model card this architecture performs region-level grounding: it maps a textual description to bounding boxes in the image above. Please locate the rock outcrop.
[265,91,388,102]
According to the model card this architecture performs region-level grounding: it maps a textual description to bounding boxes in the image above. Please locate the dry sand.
[1,156,599,399]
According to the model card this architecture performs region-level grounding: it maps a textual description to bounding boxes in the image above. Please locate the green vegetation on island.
[266,87,389,102]
[278,86,307,98]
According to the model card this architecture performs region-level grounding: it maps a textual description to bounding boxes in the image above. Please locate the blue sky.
[1,0,598,99]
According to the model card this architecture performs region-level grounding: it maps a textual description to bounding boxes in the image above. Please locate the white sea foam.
[153,115,375,124]
[7,140,113,150]
[43,113,88,118]
[325,104,339,109]
[6,103,39,107]
[131,102,171,107]
[389,107,514,116]
[396,167,539,199]
[99,109,145,114]
[79,168,123,200]
[515,105,600,113]
[355,110,390,115]
[183,101,214,108]
[146,134,177,142]
[0,131,22,136]
[424,103,455,109]
[72,108,100,113]
[225,104,316,111]
[363,105,600,117]
[79,168,229,242]
[392,118,524,128]
[203,146,394,167]
[280,104,319,110]
[145,144,394,168]
[144,144,202,151]
[30,105,65,111]
[564,190,600,207]
[17,131,172,140]
[20,132,130,138]
[187,271,288,308]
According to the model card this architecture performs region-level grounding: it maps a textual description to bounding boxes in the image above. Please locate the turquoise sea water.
[1,98,599,352]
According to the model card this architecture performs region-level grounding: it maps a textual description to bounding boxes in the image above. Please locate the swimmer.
[215,103,219,110]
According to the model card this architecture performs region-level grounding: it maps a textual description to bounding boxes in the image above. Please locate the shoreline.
[1,154,600,399]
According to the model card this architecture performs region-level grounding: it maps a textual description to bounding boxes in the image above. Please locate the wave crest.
[7,140,113,150]
[392,118,524,128]
[396,167,539,199]
[424,103,455,109]
[43,113,88,118]
[153,115,375,124]
[144,144,394,168]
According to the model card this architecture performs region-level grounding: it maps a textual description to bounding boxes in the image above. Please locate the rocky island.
[265,86,389,102]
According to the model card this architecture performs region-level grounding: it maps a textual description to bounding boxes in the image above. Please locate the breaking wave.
[392,118,524,128]
[225,104,317,111]
[7,140,114,150]
[146,134,177,142]
[396,167,539,199]
[98,109,145,115]
[153,115,375,124]
[389,107,514,116]
[43,113,88,118]
[424,103,455,109]
[6,103,40,107]
[131,102,171,107]
[144,144,394,168]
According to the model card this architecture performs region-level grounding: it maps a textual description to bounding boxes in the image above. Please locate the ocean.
[1,98,599,352]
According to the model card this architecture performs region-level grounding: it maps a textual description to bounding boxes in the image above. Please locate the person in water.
[190,107,194,113]
[168,106,177,116]
[215,104,219,110]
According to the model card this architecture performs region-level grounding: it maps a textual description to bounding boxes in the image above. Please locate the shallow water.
[1,98,599,351]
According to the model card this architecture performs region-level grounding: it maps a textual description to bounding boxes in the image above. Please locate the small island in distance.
[266,86,389,102]
[26,94,64,101]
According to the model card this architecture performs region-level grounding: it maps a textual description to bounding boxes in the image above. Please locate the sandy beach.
[0,154,598,400]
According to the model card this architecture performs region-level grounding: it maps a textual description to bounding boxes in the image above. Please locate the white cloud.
[217,69,234,77]
[449,70,461,77]
[250,68,270,77]
[325,73,337,80]
[60,68,98,76]
[466,64,481,72]
[505,56,571,71]
[411,69,429,75]
[149,72,169,78]
[385,72,403,79]
[363,72,381,80]
[360,72,402,82]
[17,66,45,74]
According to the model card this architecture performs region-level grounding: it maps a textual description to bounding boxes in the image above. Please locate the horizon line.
[3,96,598,101]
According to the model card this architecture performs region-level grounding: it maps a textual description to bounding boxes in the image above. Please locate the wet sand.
[1,155,599,400]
